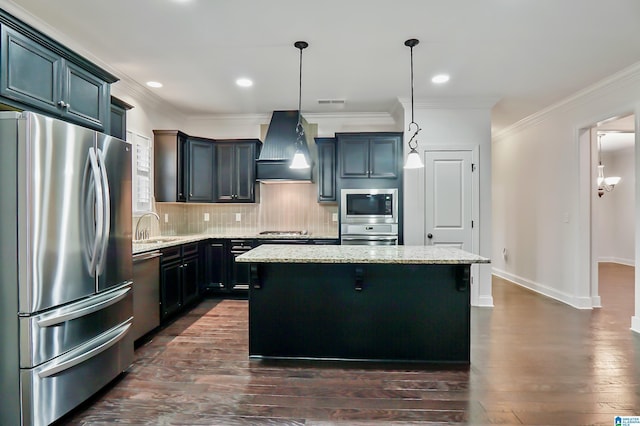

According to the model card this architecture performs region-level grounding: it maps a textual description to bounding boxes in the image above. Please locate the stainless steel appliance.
[340,188,399,245]
[340,223,399,245]
[132,251,161,342]
[340,188,398,224]
[0,111,133,426]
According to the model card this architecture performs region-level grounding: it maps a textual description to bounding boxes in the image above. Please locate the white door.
[424,150,473,249]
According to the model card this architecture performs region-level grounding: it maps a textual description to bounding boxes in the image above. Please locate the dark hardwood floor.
[61,263,640,425]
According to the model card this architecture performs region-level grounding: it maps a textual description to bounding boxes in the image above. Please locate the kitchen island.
[236,245,489,364]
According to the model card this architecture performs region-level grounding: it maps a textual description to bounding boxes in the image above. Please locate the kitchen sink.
[134,236,180,244]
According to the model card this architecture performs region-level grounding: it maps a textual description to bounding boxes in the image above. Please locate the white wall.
[492,62,640,333]
[400,98,496,307]
[594,147,635,266]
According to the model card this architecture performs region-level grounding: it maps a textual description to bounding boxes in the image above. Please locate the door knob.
[427,233,433,239]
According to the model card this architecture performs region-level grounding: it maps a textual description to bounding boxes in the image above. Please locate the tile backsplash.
[149,183,338,237]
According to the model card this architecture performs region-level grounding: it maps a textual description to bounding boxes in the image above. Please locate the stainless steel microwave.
[340,188,398,224]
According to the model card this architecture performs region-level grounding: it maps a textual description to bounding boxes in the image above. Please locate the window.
[128,130,153,213]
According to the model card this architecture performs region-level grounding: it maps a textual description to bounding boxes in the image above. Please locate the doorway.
[587,114,635,317]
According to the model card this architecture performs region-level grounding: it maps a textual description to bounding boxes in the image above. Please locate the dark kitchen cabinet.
[0,23,114,131]
[187,137,216,202]
[160,243,200,321]
[315,137,337,203]
[214,140,259,203]
[229,239,255,290]
[202,240,228,293]
[154,130,188,202]
[109,96,133,140]
[337,133,401,179]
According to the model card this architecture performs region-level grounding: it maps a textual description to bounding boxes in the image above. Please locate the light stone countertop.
[132,232,339,255]
[235,244,490,265]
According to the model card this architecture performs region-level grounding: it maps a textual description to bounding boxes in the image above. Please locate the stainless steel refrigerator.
[0,111,134,426]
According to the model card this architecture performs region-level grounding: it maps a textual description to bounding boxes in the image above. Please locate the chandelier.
[596,132,621,197]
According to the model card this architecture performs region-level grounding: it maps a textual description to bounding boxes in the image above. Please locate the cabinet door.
[215,143,235,202]
[234,143,256,202]
[339,138,369,178]
[187,139,215,202]
[160,261,182,320]
[316,138,336,202]
[63,60,109,130]
[230,252,251,290]
[109,103,126,139]
[181,255,199,306]
[0,26,61,116]
[204,241,227,291]
[369,137,398,178]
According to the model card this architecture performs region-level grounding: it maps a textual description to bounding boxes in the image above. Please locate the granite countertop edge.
[132,233,340,254]
[235,245,491,265]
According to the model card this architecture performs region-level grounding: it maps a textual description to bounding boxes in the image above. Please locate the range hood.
[257,110,313,182]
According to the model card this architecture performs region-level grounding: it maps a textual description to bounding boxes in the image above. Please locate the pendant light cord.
[405,39,421,150]
[294,41,308,144]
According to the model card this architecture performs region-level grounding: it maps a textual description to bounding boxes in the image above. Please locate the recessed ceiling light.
[236,78,253,88]
[146,81,163,88]
[431,74,450,84]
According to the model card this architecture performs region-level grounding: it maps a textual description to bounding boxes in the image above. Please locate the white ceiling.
[3,0,640,133]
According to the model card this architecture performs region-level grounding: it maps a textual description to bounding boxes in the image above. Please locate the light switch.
[235,213,241,222]
[204,213,210,222]
[332,213,338,222]
[164,213,169,223]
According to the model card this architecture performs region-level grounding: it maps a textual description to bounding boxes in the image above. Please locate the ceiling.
[3,0,640,133]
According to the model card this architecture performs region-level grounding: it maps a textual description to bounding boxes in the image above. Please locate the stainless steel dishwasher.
[132,251,162,342]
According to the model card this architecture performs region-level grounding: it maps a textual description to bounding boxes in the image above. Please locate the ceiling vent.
[317,99,346,106]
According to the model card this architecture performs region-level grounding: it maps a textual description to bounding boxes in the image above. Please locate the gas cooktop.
[258,230,309,236]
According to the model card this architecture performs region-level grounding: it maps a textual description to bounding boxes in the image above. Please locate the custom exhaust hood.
[256,110,314,182]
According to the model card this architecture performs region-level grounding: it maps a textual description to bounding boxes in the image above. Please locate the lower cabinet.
[160,243,200,321]
[199,238,338,297]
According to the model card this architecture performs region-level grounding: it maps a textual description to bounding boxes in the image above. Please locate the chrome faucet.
[134,211,160,241]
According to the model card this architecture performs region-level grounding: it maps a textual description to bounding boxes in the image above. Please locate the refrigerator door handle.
[87,147,104,277]
[95,148,111,275]
[37,319,132,378]
[36,285,132,328]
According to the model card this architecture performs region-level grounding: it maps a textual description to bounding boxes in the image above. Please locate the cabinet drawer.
[161,246,181,263]
[182,242,199,257]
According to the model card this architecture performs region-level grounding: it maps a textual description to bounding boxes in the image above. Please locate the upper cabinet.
[109,96,133,140]
[186,137,216,202]
[337,133,401,179]
[315,137,337,203]
[154,130,189,202]
[214,140,260,203]
[154,131,260,204]
[0,13,118,132]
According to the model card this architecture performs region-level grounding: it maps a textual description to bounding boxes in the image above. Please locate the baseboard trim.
[474,295,494,308]
[632,317,640,334]
[598,258,635,267]
[492,269,594,309]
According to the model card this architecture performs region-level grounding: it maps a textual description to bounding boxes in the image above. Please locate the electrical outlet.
[235,213,241,222]
[332,213,338,222]
[164,213,169,223]
[204,213,210,222]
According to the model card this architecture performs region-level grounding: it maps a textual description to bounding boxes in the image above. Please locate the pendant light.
[290,41,310,169]
[596,132,621,197]
[403,38,424,169]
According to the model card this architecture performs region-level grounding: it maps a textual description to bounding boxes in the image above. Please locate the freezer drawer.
[19,283,133,368]
[20,318,133,426]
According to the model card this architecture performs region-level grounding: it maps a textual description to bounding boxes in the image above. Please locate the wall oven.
[340,188,399,245]
[340,188,398,224]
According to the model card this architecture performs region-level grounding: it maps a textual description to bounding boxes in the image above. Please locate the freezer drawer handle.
[36,286,132,328]
[38,320,132,378]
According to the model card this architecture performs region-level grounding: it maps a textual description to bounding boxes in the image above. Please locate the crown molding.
[493,61,640,141]
[397,96,500,110]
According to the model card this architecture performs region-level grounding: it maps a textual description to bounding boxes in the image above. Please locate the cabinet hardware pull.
[354,267,364,291]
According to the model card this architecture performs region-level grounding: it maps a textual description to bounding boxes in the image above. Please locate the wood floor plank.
[58,263,640,425]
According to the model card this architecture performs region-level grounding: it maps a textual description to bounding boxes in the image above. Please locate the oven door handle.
[341,236,398,241]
